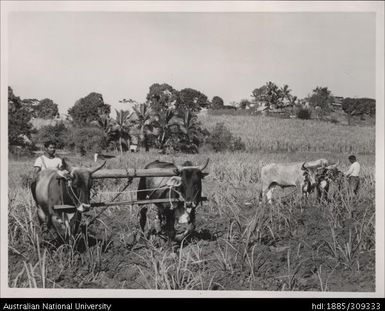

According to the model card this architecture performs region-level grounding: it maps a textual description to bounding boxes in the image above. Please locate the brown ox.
[31,161,106,242]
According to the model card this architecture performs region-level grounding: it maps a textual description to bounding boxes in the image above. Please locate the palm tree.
[153,109,179,151]
[266,81,281,109]
[178,110,202,153]
[132,103,153,152]
[111,109,133,155]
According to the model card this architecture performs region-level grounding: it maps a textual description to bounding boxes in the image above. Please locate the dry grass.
[7,114,376,291]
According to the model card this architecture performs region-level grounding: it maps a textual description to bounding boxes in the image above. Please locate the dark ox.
[137,159,209,241]
[314,162,342,201]
[261,159,329,203]
[31,161,106,241]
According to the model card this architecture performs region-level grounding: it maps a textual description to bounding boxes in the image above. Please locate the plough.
[53,168,207,211]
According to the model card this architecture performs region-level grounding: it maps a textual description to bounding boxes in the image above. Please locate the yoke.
[53,168,208,212]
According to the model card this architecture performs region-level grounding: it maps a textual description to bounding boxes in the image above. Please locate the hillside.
[199,113,375,155]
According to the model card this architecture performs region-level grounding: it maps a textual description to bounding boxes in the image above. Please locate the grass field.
[7,114,376,291]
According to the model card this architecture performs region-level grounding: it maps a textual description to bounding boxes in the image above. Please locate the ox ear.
[173,168,180,176]
[90,160,107,175]
[301,162,307,170]
[200,172,209,178]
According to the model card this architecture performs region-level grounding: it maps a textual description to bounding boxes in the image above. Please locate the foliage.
[210,96,225,110]
[132,103,154,152]
[296,108,312,120]
[34,98,59,119]
[146,83,177,113]
[67,92,111,126]
[307,87,334,116]
[151,110,179,150]
[176,111,208,153]
[251,82,294,110]
[239,99,252,109]
[33,122,68,149]
[110,109,133,154]
[342,97,376,125]
[64,126,108,156]
[175,88,209,114]
[206,122,246,152]
[8,87,34,150]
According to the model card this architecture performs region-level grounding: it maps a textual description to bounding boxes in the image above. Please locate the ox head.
[301,161,324,193]
[63,160,106,206]
[173,158,210,210]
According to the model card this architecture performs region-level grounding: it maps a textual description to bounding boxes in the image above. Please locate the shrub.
[33,122,68,149]
[206,122,245,152]
[330,118,339,124]
[65,126,108,156]
[297,108,312,120]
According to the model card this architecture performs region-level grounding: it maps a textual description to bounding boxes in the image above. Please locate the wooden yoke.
[91,168,178,179]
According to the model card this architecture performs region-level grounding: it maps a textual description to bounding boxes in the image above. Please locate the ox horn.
[325,161,339,170]
[176,158,210,171]
[199,158,210,171]
[301,162,307,170]
[90,160,107,174]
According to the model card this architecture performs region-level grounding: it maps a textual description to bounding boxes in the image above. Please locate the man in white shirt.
[344,155,360,195]
[33,141,64,179]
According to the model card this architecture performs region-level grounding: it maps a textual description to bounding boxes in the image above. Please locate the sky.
[7,11,376,115]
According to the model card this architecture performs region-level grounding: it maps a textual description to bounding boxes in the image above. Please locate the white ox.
[261,159,329,203]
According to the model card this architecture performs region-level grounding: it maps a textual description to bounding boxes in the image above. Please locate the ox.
[314,162,344,201]
[137,159,209,242]
[31,160,106,242]
[261,159,329,203]
[314,162,340,201]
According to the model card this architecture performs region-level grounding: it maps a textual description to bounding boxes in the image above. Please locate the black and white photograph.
[1,1,384,298]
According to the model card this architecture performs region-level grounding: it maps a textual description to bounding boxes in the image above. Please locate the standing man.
[344,155,361,195]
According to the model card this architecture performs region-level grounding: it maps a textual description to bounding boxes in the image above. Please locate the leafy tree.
[297,108,312,120]
[90,114,115,147]
[8,87,34,149]
[110,109,133,154]
[132,103,153,152]
[67,92,111,126]
[251,82,290,110]
[207,122,245,152]
[239,99,252,109]
[65,127,108,156]
[34,122,68,149]
[175,88,209,114]
[307,87,334,118]
[151,110,179,151]
[35,98,59,119]
[146,83,177,113]
[251,84,269,103]
[177,111,204,153]
[210,96,224,110]
[342,97,376,125]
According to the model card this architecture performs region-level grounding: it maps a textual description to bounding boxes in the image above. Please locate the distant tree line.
[8,80,375,155]
[8,84,245,155]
